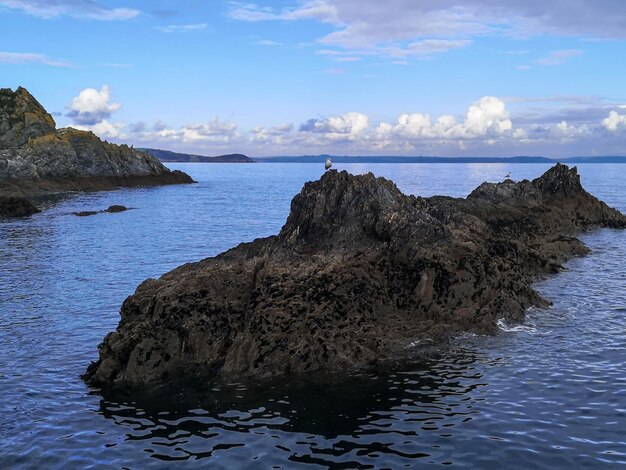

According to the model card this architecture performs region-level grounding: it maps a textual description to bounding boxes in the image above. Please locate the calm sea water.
[1,163,625,468]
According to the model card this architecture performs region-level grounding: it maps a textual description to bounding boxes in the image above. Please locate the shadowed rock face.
[0,87,193,197]
[85,164,626,386]
[0,196,40,217]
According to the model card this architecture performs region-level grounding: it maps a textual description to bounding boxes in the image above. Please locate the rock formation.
[74,204,128,217]
[85,164,625,386]
[0,87,193,198]
[74,205,128,217]
[0,196,40,217]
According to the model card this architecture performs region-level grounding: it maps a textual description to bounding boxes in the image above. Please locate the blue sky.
[1,0,626,157]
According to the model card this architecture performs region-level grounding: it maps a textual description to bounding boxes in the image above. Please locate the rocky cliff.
[0,87,192,200]
[85,164,625,386]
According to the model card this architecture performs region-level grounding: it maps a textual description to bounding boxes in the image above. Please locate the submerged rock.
[74,211,99,217]
[74,205,129,216]
[85,164,626,386]
[105,205,127,213]
[0,87,193,198]
[0,196,40,217]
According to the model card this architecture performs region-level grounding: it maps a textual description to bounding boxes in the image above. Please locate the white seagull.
[325,157,332,170]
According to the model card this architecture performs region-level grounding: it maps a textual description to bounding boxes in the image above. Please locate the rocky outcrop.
[85,164,626,386]
[74,205,128,216]
[0,87,193,197]
[0,196,40,217]
[0,86,56,149]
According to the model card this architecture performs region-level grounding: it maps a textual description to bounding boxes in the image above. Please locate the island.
[140,148,255,163]
[85,163,625,386]
[0,86,193,216]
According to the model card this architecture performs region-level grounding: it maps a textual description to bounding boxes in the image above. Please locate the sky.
[1,0,626,157]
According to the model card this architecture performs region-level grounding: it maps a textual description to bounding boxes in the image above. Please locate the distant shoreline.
[140,148,255,163]
[254,155,626,164]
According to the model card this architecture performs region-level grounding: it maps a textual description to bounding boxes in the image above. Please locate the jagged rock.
[0,86,56,149]
[0,196,40,217]
[84,164,626,386]
[0,87,193,197]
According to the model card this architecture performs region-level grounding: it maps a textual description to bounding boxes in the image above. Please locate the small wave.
[405,338,433,348]
[496,318,537,333]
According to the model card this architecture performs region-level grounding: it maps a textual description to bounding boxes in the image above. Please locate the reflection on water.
[94,351,489,467]
[1,163,625,468]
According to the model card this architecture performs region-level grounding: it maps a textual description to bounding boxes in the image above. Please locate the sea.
[1,162,625,468]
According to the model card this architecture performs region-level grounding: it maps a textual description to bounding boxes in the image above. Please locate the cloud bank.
[64,86,626,157]
[0,51,74,67]
[230,1,626,60]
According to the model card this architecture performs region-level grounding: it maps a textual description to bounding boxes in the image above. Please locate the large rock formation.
[0,87,192,198]
[85,164,625,386]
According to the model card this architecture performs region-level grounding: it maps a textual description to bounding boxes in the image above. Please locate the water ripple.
[1,163,625,468]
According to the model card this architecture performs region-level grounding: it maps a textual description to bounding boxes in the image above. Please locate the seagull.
[325,157,332,170]
[505,172,511,179]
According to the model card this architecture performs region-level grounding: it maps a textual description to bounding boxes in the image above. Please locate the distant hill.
[140,148,255,163]
[255,155,626,164]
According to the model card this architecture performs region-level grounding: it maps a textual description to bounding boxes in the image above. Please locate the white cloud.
[300,112,369,140]
[155,23,208,33]
[67,85,121,125]
[230,0,338,23]
[71,119,124,138]
[251,124,294,144]
[0,51,74,67]
[254,39,283,46]
[122,119,240,146]
[535,49,583,66]
[0,0,139,20]
[602,111,626,132]
[554,120,590,140]
[182,120,239,143]
[376,96,513,145]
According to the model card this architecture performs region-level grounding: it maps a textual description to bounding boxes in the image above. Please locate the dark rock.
[105,205,127,213]
[84,164,626,386]
[0,196,40,217]
[74,205,129,216]
[0,87,193,199]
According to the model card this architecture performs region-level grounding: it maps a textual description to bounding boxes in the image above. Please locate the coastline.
[0,171,194,198]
